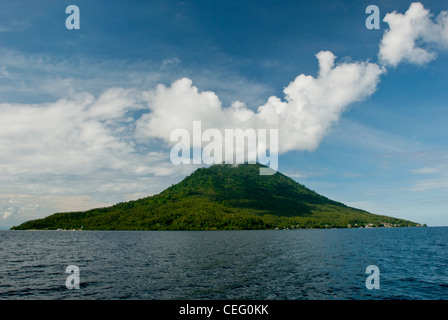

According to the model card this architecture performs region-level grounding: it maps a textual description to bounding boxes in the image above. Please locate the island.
[11,163,422,230]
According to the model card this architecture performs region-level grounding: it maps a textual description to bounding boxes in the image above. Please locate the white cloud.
[136,51,383,154]
[0,89,191,197]
[0,91,135,175]
[379,2,448,67]
[412,167,439,174]
[256,51,383,153]
[136,78,225,142]
[409,153,448,192]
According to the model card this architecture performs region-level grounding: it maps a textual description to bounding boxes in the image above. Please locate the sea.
[1,227,447,300]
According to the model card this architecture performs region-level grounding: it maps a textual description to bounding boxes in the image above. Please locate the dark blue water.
[1,227,447,300]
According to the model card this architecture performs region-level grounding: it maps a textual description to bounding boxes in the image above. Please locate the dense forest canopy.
[11,164,421,230]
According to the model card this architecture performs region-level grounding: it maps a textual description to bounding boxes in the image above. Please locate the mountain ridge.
[11,163,422,230]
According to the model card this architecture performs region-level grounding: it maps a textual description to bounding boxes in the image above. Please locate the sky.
[0,0,448,228]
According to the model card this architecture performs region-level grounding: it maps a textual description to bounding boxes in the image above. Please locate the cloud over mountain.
[136,51,383,154]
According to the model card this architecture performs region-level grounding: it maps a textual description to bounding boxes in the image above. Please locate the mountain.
[11,163,421,230]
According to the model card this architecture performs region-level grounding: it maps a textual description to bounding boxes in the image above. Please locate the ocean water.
[1,227,447,300]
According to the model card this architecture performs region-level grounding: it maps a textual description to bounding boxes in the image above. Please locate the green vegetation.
[11,163,420,230]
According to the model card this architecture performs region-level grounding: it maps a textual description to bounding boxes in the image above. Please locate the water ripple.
[1,228,448,299]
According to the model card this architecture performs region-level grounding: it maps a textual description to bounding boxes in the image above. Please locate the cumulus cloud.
[256,51,383,153]
[379,2,448,67]
[0,90,137,175]
[0,88,192,196]
[136,51,383,153]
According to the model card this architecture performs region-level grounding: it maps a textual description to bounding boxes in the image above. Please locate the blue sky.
[1,0,448,228]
